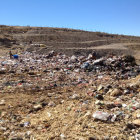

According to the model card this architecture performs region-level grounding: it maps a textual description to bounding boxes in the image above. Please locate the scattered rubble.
[0,51,140,139]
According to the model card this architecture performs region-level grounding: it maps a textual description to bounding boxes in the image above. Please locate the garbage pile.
[0,51,140,139]
[0,52,139,93]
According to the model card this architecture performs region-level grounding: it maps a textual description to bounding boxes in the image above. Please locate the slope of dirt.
[0,25,140,63]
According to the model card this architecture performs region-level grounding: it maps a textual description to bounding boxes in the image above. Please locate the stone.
[0,100,5,105]
[129,81,140,88]
[33,104,42,111]
[48,101,56,107]
[110,88,122,96]
[132,119,140,126]
[69,94,79,99]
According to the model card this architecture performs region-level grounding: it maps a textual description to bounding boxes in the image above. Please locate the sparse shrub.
[123,55,136,65]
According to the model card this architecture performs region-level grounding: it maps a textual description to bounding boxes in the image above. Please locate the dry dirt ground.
[0,74,140,140]
[0,26,140,139]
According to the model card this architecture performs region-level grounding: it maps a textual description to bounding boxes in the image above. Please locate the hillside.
[0,25,140,58]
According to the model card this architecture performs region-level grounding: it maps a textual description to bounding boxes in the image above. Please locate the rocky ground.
[0,51,140,140]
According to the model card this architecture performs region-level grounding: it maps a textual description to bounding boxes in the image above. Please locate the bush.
[123,55,136,65]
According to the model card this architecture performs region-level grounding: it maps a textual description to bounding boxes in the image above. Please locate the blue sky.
[0,0,140,36]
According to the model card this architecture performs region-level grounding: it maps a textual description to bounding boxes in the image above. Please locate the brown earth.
[0,25,140,140]
[0,74,140,139]
[0,25,140,61]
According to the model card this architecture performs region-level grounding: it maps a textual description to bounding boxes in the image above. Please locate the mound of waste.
[0,51,140,139]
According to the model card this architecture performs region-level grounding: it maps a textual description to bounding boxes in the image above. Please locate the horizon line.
[0,24,140,37]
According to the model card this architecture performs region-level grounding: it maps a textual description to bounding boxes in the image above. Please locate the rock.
[129,80,140,88]
[1,111,7,117]
[136,113,140,118]
[84,111,91,117]
[103,136,110,140]
[0,127,7,131]
[110,88,122,96]
[60,133,66,139]
[48,101,56,107]
[33,104,42,111]
[132,119,140,126]
[69,94,79,99]
[37,126,43,130]
[128,136,135,140]
[48,92,55,97]
[0,100,5,105]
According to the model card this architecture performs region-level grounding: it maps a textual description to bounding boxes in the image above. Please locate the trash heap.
[0,51,140,139]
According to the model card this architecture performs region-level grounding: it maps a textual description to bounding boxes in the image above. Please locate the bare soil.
[0,25,140,139]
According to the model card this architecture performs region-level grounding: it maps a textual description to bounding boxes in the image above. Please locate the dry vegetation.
[0,25,140,57]
[0,25,140,63]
